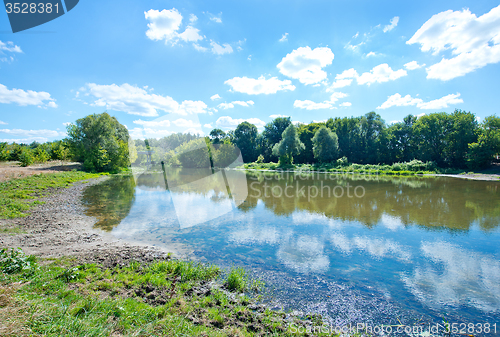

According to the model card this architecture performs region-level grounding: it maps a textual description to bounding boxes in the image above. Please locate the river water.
[82,168,500,333]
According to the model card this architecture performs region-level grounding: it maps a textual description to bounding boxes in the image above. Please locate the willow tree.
[272,124,304,165]
[312,126,339,163]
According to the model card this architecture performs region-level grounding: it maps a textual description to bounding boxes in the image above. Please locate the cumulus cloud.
[172,118,201,128]
[269,114,289,119]
[328,68,359,89]
[85,83,208,117]
[402,241,500,312]
[133,119,171,127]
[0,129,65,143]
[377,93,463,110]
[383,16,399,32]
[277,46,335,85]
[211,41,233,55]
[0,120,7,125]
[0,40,22,62]
[339,102,352,107]
[357,63,407,85]
[279,33,288,42]
[407,5,500,80]
[329,91,348,103]
[225,76,295,95]
[215,116,265,129]
[0,84,57,108]
[145,9,203,44]
[210,94,221,101]
[404,61,425,70]
[293,100,334,110]
[204,123,213,128]
[208,12,222,23]
[0,40,22,53]
[218,100,254,109]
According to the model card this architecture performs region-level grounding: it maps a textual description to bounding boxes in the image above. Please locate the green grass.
[0,248,347,336]
[0,171,104,219]
[242,161,437,176]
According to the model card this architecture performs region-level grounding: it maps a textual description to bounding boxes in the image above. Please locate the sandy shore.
[0,176,178,264]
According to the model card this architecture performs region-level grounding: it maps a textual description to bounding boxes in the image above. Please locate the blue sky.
[1,0,500,142]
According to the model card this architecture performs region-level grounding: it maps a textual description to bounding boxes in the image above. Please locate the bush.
[256,154,265,163]
[19,148,34,167]
[336,156,348,167]
[0,248,37,274]
[33,146,49,163]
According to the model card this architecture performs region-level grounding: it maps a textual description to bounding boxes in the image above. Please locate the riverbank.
[240,162,500,182]
[0,172,330,336]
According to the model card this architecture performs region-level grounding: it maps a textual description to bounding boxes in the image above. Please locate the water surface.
[82,168,500,330]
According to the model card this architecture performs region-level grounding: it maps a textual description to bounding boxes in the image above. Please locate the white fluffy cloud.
[328,68,358,89]
[133,119,171,127]
[357,63,407,85]
[204,123,213,128]
[377,93,463,110]
[329,92,348,103]
[0,40,22,62]
[0,120,7,125]
[279,33,288,42]
[404,61,425,70]
[339,102,352,107]
[225,76,295,95]
[215,116,265,129]
[145,9,202,43]
[218,100,254,109]
[277,46,334,85]
[0,84,57,108]
[383,16,399,32]
[210,94,221,101]
[172,118,201,128]
[85,83,208,117]
[293,100,334,110]
[407,5,500,80]
[269,114,289,119]
[0,129,65,143]
[211,41,233,55]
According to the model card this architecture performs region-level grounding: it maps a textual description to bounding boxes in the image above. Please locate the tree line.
[2,110,499,172]
[200,110,500,170]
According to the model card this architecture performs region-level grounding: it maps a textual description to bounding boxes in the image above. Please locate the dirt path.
[0,161,83,182]
[0,176,183,263]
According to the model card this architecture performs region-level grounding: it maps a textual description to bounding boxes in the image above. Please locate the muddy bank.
[0,176,183,263]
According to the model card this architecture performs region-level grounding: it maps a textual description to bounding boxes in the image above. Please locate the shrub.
[33,146,49,163]
[256,154,265,163]
[0,248,37,274]
[19,148,34,167]
[336,156,348,167]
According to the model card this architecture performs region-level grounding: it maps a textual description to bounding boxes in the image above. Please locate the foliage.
[262,117,292,162]
[18,148,34,167]
[212,143,240,168]
[174,138,211,168]
[0,247,37,274]
[33,145,50,163]
[209,128,227,144]
[234,121,258,163]
[272,124,305,165]
[256,154,265,163]
[66,112,130,172]
[312,126,339,163]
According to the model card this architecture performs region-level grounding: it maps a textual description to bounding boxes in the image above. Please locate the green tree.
[413,112,451,166]
[466,115,500,169]
[296,122,325,164]
[209,129,227,144]
[444,109,478,168]
[66,112,130,172]
[326,116,363,162]
[174,138,211,168]
[272,124,305,165]
[262,117,292,162]
[234,121,258,163]
[312,126,339,163]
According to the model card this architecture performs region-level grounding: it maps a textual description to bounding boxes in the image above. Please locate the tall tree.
[272,124,305,165]
[234,121,258,163]
[444,109,478,168]
[209,129,227,144]
[312,126,339,163]
[296,122,325,164]
[66,112,130,172]
[262,117,292,162]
